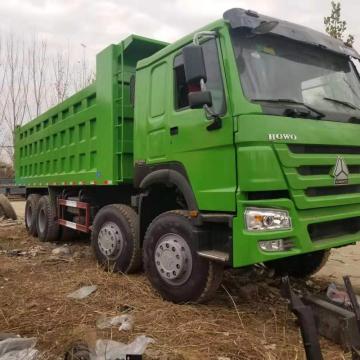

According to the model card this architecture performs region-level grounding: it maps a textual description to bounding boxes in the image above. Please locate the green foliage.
[324,1,354,47]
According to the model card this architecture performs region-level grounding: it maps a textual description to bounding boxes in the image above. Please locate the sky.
[0,0,360,62]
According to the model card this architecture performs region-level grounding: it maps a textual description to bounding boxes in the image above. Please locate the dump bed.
[15,35,167,187]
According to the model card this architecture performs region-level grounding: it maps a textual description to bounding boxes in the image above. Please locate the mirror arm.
[204,105,222,131]
[192,30,222,130]
[193,31,217,46]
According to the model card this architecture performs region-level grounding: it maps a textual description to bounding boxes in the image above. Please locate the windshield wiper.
[252,98,325,119]
[323,97,360,110]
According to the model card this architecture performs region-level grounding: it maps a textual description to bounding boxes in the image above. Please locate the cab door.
[168,37,236,212]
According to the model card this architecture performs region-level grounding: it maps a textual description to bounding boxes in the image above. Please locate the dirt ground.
[0,201,356,359]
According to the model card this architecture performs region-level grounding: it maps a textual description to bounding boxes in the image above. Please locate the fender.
[139,169,198,211]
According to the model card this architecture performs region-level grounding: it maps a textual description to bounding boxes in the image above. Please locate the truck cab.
[133,8,360,301]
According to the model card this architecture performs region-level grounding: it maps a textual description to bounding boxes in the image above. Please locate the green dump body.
[15,35,167,187]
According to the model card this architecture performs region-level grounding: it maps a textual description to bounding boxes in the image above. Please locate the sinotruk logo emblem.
[330,156,349,185]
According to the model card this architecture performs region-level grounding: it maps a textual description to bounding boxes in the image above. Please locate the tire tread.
[37,195,60,242]
[25,194,41,236]
[111,204,142,273]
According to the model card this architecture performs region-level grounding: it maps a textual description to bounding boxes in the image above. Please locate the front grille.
[305,185,360,197]
[298,165,360,176]
[308,217,360,241]
[289,144,360,155]
[275,143,360,209]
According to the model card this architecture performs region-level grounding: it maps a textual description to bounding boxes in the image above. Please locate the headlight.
[245,207,292,231]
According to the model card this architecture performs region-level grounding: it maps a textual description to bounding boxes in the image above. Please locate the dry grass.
[0,223,349,359]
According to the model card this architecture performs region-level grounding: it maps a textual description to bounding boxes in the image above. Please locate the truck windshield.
[230,31,360,122]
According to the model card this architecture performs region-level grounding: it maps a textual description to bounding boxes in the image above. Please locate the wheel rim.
[26,204,32,227]
[154,233,192,286]
[98,222,123,258]
[38,208,46,234]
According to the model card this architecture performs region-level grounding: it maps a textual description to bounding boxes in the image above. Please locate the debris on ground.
[326,282,360,309]
[0,195,17,220]
[0,218,23,228]
[327,282,351,307]
[96,314,134,331]
[51,245,71,256]
[64,336,153,360]
[64,341,91,360]
[95,335,154,359]
[0,335,38,360]
[67,285,98,300]
[0,246,44,258]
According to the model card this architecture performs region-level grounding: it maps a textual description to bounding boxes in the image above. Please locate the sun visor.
[223,8,360,59]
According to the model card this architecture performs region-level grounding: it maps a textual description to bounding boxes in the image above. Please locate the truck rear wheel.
[91,204,141,273]
[36,195,60,242]
[266,249,330,278]
[143,210,224,303]
[25,194,41,236]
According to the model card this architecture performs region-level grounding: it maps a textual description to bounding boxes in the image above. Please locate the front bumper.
[232,198,360,267]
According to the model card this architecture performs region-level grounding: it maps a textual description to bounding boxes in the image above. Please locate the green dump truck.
[15,8,360,303]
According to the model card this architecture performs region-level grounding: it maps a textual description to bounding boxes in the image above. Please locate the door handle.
[170,126,179,136]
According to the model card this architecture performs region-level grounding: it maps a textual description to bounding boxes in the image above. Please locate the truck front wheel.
[143,210,224,303]
[25,194,41,236]
[266,249,330,278]
[91,204,141,273]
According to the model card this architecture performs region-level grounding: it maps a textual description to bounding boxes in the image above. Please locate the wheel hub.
[155,233,192,285]
[98,222,123,258]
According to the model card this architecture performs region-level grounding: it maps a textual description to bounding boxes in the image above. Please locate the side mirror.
[188,91,212,109]
[182,45,207,84]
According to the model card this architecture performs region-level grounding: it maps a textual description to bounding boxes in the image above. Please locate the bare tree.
[0,37,8,162]
[3,34,30,161]
[0,32,95,164]
[29,36,48,117]
[51,48,71,105]
[72,43,95,92]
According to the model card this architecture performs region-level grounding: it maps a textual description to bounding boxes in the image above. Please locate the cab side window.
[173,38,226,114]
[174,60,189,109]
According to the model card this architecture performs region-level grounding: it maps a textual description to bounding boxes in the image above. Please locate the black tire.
[36,195,60,242]
[91,204,141,273]
[0,194,17,220]
[25,194,41,236]
[143,210,224,304]
[266,250,331,278]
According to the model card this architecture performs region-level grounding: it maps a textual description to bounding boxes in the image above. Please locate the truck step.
[197,250,229,263]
